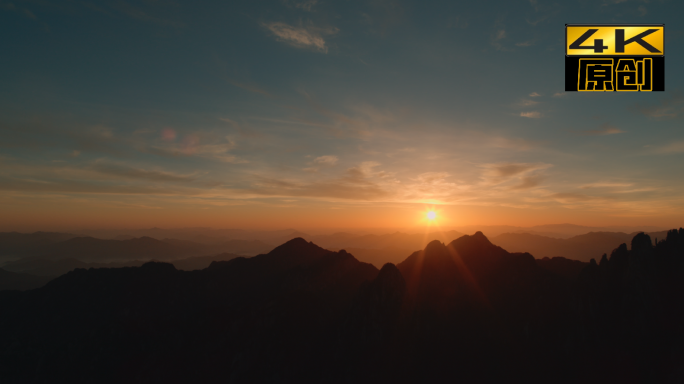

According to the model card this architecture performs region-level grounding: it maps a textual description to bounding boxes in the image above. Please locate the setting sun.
[427,211,437,220]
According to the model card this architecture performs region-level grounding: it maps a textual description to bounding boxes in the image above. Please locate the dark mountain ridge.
[1,235,273,266]
[491,230,668,262]
[0,231,683,383]
[0,268,54,291]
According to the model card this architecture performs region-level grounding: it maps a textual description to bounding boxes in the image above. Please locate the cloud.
[635,92,684,120]
[345,161,381,180]
[147,132,247,163]
[552,92,566,97]
[284,0,318,11]
[401,172,460,202]
[480,162,552,186]
[0,176,195,196]
[580,182,634,189]
[225,79,272,97]
[546,192,603,204]
[313,155,338,165]
[90,162,195,183]
[651,141,684,154]
[113,1,185,28]
[491,29,508,51]
[638,6,647,16]
[520,111,541,118]
[581,123,625,136]
[263,21,338,53]
[446,16,469,29]
[488,137,543,151]
[519,99,539,106]
[249,163,390,201]
[297,91,371,137]
[529,92,541,97]
[510,175,545,190]
[516,41,534,47]
[23,9,36,19]
[483,163,547,178]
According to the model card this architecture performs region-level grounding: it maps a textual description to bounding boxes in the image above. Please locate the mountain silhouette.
[0,231,683,383]
[0,231,78,258]
[491,230,668,262]
[0,268,54,291]
[1,235,273,266]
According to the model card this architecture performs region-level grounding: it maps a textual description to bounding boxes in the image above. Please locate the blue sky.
[1,0,683,230]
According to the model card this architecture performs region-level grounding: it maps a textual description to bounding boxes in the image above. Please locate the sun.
[427,211,437,220]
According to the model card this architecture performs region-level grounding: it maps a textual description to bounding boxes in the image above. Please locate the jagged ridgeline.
[1,230,683,383]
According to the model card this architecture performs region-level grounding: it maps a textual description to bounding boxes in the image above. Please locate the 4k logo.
[566,25,664,56]
[565,24,664,92]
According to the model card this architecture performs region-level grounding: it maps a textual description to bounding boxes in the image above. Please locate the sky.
[1,0,683,232]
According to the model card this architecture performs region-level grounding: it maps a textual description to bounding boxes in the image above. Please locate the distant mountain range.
[490,230,669,262]
[1,229,681,383]
[0,228,673,278]
[0,233,273,261]
[0,268,54,291]
[27,224,666,244]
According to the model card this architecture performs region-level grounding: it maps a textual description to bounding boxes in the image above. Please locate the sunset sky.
[1,0,683,231]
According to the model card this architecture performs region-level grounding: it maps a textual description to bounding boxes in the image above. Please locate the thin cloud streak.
[581,123,625,136]
[263,21,338,53]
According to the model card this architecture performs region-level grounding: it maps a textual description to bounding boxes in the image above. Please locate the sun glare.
[427,211,437,220]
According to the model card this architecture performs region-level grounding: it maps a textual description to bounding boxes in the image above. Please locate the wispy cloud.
[582,123,625,136]
[90,161,196,183]
[488,137,543,151]
[225,79,272,97]
[529,92,541,97]
[0,176,190,196]
[480,162,551,186]
[519,99,539,106]
[490,29,508,51]
[113,1,185,28]
[313,155,338,165]
[284,0,318,12]
[635,92,684,120]
[250,162,389,201]
[263,21,338,53]
[510,175,545,190]
[520,111,541,118]
[303,155,339,172]
[546,192,605,204]
[651,141,684,154]
[581,182,634,189]
[146,132,247,163]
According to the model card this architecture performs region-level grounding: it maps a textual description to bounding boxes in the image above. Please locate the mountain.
[451,224,666,239]
[23,236,193,262]
[2,252,245,278]
[536,256,588,279]
[490,231,666,262]
[0,268,54,291]
[167,252,242,271]
[0,238,379,383]
[2,236,274,266]
[1,231,683,383]
[73,227,308,245]
[308,230,465,250]
[326,246,410,268]
[0,231,78,258]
